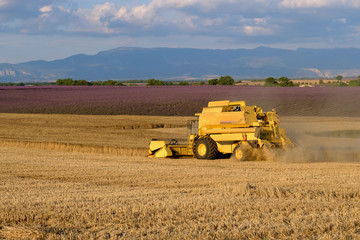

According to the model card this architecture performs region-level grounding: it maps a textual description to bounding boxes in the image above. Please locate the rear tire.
[194,137,218,159]
[232,144,252,161]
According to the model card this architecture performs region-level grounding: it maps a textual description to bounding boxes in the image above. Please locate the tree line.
[56,78,125,86]
[145,76,237,86]
[318,75,360,87]
[264,77,295,87]
[2,75,360,87]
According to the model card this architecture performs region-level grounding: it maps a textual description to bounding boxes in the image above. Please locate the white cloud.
[335,18,347,24]
[0,0,64,22]
[1,0,360,55]
[143,0,261,15]
[240,17,269,26]
[280,0,360,8]
[0,0,8,7]
[150,0,222,11]
[243,26,274,36]
[203,18,223,27]
[69,0,281,36]
[280,0,331,8]
[254,18,267,25]
[82,2,117,22]
[39,5,52,13]
[113,4,155,22]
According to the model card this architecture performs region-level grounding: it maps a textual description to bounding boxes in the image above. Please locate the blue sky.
[1,0,359,63]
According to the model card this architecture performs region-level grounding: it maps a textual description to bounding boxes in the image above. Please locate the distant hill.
[1,47,360,82]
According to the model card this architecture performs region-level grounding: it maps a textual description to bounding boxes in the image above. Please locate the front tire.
[194,137,218,159]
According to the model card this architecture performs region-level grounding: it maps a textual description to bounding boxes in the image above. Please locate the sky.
[1,0,360,63]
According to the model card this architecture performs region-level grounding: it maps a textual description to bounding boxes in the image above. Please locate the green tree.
[102,80,116,86]
[114,81,124,86]
[199,81,205,85]
[349,79,360,86]
[208,78,218,85]
[56,79,63,85]
[75,80,90,86]
[319,79,324,85]
[277,77,295,87]
[264,77,277,87]
[91,81,102,86]
[218,76,234,85]
[56,78,75,85]
[336,75,343,81]
[178,81,189,86]
[98,80,124,86]
[146,79,165,86]
[339,81,348,86]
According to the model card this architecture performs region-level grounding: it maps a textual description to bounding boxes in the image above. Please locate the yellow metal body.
[148,100,294,158]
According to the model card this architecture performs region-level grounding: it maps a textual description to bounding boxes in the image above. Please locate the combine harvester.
[148,100,294,160]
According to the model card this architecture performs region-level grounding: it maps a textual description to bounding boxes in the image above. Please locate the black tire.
[232,144,252,161]
[194,137,218,159]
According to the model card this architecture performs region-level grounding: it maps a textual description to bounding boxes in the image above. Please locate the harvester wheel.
[194,137,218,159]
[232,145,252,161]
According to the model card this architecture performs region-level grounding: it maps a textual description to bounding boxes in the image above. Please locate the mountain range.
[1,46,360,82]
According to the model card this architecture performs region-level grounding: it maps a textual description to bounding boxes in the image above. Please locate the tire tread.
[194,136,218,159]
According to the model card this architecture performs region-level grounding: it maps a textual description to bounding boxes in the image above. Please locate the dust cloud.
[230,117,360,163]
[272,123,360,163]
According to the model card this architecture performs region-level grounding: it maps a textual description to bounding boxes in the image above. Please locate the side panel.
[198,111,246,132]
[210,133,257,142]
[240,106,258,125]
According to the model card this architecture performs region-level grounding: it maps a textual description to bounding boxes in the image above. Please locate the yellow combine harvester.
[148,100,294,160]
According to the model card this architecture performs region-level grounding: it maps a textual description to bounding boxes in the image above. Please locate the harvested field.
[0,113,359,239]
[0,113,192,151]
[1,147,360,239]
[1,85,360,116]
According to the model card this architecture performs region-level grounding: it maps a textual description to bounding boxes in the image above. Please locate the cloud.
[335,18,347,24]
[0,0,8,7]
[149,0,231,12]
[243,26,274,36]
[279,0,360,8]
[39,5,52,13]
[0,0,359,49]
[0,0,54,20]
[72,0,280,36]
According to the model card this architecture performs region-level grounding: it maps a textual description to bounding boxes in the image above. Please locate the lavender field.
[0,85,359,116]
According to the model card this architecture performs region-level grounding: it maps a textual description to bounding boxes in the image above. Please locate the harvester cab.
[148,100,294,160]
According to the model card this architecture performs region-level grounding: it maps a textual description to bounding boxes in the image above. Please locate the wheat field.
[0,113,360,239]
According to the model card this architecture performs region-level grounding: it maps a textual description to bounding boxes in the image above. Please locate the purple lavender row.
[0,85,358,116]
